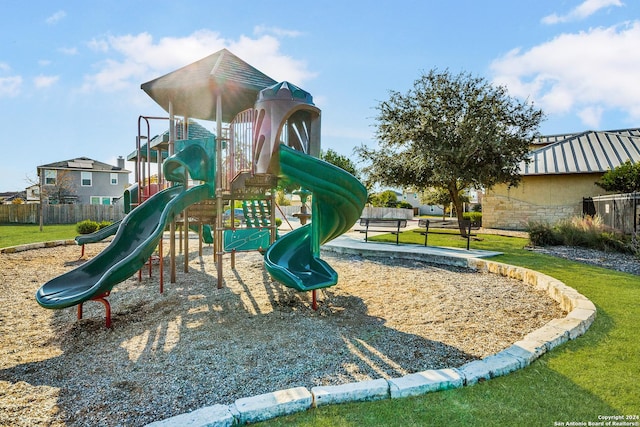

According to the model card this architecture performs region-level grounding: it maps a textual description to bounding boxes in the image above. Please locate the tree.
[43,170,76,204]
[320,148,360,179]
[420,187,469,220]
[357,69,543,236]
[596,160,640,193]
[370,190,398,207]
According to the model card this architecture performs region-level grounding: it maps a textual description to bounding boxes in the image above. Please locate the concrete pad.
[312,378,389,407]
[234,387,312,424]
[322,236,502,270]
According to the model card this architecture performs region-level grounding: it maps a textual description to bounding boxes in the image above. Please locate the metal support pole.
[169,102,177,283]
[215,94,224,289]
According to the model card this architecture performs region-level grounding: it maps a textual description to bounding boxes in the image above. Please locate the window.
[81,171,92,187]
[44,170,57,185]
[90,196,111,205]
[110,173,118,185]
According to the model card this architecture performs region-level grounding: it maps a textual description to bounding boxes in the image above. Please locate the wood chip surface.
[0,242,565,426]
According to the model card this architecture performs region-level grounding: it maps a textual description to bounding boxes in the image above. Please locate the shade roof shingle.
[141,49,277,122]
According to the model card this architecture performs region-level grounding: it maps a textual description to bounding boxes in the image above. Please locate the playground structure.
[36,49,367,326]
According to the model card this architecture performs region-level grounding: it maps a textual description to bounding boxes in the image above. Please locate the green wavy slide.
[264,145,367,291]
[74,219,122,246]
[36,144,213,310]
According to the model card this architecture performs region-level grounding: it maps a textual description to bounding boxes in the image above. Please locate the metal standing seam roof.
[521,129,640,175]
[530,128,640,148]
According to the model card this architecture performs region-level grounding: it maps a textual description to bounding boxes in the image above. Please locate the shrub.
[463,212,482,226]
[527,221,562,246]
[97,220,112,230]
[275,217,283,227]
[76,219,99,234]
[396,201,413,209]
[528,215,635,254]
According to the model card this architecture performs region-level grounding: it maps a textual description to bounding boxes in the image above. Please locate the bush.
[527,221,563,246]
[396,201,413,209]
[76,219,99,234]
[97,220,112,230]
[463,212,482,226]
[528,216,635,254]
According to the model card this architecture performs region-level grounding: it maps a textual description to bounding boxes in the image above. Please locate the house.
[37,157,131,205]
[0,191,26,204]
[401,188,482,216]
[25,184,40,203]
[483,128,640,230]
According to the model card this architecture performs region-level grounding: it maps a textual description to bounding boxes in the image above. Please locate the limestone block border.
[147,256,596,426]
[0,239,76,254]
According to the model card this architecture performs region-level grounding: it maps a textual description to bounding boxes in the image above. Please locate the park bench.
[418,218,473,250]
[359,218,408,244]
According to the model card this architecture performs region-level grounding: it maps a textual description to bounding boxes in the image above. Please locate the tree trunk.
[448,183,467,237]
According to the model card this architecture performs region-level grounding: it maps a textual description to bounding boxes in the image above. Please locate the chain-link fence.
[583,193,640,235]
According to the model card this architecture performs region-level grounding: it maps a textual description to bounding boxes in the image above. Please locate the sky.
[1,0,639,192]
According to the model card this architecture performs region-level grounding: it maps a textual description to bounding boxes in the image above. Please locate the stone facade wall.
[483,193,580,230]
[483,174,606,231]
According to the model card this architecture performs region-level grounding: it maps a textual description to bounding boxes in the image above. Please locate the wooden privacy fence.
[0,204,126,225]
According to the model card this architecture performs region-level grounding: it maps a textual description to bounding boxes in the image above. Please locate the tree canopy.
[320,148,360,179]
[596,160,640,193]
[357,69,544,234]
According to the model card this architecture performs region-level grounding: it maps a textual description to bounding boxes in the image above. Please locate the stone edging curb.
[0,240,77,254]
[145,253,597,426]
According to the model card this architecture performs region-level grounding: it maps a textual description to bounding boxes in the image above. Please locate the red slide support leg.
[76,291,112,328]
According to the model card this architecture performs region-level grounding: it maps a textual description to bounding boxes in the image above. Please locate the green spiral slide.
[264,145,367,291]
[36,144,213,311]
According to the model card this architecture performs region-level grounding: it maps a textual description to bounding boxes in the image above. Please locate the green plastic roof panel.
[258,81,314,104]
[127,120,215,161]
[141,49,277,122]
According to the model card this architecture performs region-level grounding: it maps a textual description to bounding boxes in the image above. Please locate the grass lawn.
[258,229,640,426]
[2,225,637,425]
[0,224,78,249]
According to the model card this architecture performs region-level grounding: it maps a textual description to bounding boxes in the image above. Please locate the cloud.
[578,106,605,128]
[46,10,67,25]
[0,76,23,97]
[254,25,304,38]
[81,29,316,93]
[490,21,640,127]
[542,0,623,24]
[34,75,59,89]
[58,47,78,55]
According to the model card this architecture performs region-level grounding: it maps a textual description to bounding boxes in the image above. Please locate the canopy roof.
[127,120,214,162]
[141,49,277,122]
